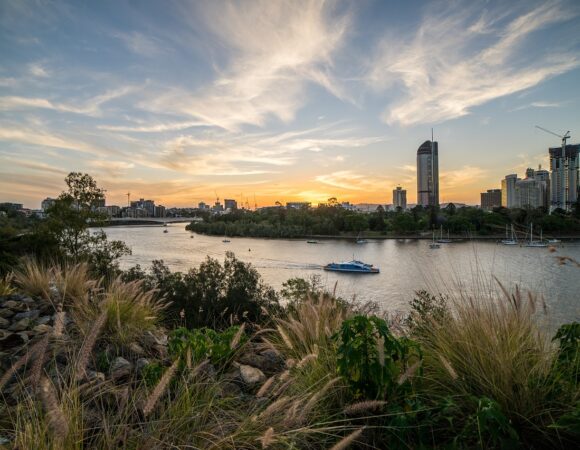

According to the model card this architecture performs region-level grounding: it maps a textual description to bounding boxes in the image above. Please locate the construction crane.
[535,125,571,148]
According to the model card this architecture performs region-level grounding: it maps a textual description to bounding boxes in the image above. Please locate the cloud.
[89,160,135,177]
[315,170,390,191]
[97,121,207,133]
[368,1,580,126]
[113,31,164,57]
[0,125,118,156]
[147,0,350,130]
[511,100,567,111]
[28,62,49,77]
[0,85,139,116]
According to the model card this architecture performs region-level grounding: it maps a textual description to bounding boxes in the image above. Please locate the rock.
[33,324,52,334]
[8,318,30,332]
[142,331,168,347]
[21,297,36,305]
[86,370,106,382]
[2,301,18,310]
[36,316,52,325]
[0,317,10,328]
[135,358,150,373]
[13,310,40,321]
[238,364,266,386]
[0,308,14,319]
[15,332,29,344]
[219,381,242,398]
[109,357,133,381]
[128,342,145,355]
[237,349,285,375]
[6,302,28,312]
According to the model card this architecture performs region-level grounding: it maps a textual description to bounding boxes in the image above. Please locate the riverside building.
[392,186,407,210]
[549,144,579,211]
[416,140,439,207]
[480,189,502,210]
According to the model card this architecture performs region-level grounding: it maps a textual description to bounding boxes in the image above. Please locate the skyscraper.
[416,139,439,207]
[392,186,407,210]
[549,144,579,211]
[501,174,519,208]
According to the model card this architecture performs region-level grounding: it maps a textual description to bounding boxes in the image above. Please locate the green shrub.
[335,315,421,399]
[553,322,580,383]
[141,361,165,387]
[168,326,246,368]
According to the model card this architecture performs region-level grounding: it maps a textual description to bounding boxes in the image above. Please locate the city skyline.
[1,0,580,209]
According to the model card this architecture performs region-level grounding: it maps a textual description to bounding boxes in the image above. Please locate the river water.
[100,224,580,327]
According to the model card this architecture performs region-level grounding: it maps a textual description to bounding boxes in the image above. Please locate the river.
[100,224,580,327]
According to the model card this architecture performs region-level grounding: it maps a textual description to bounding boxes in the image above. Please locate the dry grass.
[13,258,53,301]
[72,277,166,347]
[417,281,569,433]
[0,272,15,295]
[53,262,98,307]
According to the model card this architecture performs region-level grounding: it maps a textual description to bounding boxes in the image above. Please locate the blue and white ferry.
[323,260,379,274]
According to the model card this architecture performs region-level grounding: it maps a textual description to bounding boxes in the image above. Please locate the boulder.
[36,316,52,325]
[13,310,40,321]
[0,317,10,328]
[237,349,285,375]
[86,370,106,382]
[0,308,14,319]
[33,324,53,334]
[128,342,145,355]
[238,363,266,386]
[109,357,133,381]
[8,318,30,332]
[135,358,150,374]
[2,301,19,310]
[219,381,242,398]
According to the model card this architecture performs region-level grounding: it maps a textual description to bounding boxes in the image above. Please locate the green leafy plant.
[335,315,421,399]
[458,397,519,449]
[141,361,165,387]
[168,326,246,368]
[553,322,580,382]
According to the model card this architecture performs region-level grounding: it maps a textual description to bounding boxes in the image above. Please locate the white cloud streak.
[147,0,350,130]
[369,1,580,126]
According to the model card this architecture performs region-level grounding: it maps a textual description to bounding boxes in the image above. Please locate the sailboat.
[437,225,452,243]
[429,230,440,249]
[526,223,547,247]
[356,232,368,244]
[501,224,517,245]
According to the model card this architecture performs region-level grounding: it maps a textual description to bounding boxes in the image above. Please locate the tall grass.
[0,272,15,295]
[71,277,167,347]
[415,282,577,444]
[13,258,53,301]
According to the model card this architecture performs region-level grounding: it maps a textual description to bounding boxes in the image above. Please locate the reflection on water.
[98,224,580,327]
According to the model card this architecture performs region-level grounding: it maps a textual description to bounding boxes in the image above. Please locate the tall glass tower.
[417,140,439,206]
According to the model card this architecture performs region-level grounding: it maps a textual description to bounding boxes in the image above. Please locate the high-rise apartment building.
[392,186,407,210]
[224,199,237,210]
[515,176,547,209]
[480,189,502,210]
[534,166,550,207]
[549,144,579,211]
[417,140,439,207]
[501,174,519,208]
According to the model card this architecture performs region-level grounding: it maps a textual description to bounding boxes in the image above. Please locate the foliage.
[553,322,580,382]
[168,326,246,367]
[122,253,280,329]
[335,315,421,399]
[43,173,130,277]
[405,290,450,337]
[186,202,580,238]
[141,361,165,387]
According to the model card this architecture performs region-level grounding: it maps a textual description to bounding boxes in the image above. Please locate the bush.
[335,315,421,399]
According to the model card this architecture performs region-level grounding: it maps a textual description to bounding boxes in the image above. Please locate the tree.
[46,173,130,276]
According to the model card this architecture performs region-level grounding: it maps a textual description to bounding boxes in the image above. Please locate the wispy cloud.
[147,0,350,130]
[113,31,164,57]
[511,100,567,111]
[315,170,390,191]
[369,1,580,126]
[0,86,139,116]
[28,62,49,78]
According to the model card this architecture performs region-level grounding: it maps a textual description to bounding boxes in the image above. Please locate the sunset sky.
[1,0,580,208]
